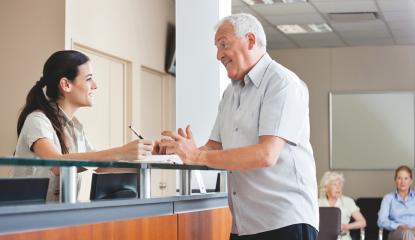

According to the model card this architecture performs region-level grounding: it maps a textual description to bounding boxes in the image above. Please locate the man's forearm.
[198,139,284,170]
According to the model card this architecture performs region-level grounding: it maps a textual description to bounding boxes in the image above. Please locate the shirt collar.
[231,53,273,89]
[394,189,414,201]
[50,102,83,131]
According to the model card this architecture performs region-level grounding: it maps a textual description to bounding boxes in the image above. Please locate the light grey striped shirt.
[210,53,319,235]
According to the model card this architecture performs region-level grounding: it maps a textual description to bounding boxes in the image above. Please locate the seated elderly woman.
[378,166,415,240]
[318,171,366,240]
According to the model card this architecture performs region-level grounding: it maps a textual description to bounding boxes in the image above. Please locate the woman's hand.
[118,139,154,160]
[398,225,410,230]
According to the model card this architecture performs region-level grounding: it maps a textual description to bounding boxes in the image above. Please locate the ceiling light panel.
[330,12,377,22]
[277,23,332,34]
[263,26,282,34]
[330,21,387,32]
[250,2,316,15]
[383,12,415,22]
[338,30,391,40]
[265,14,325,25]
[313,1,378,13]
[377,1,415,12]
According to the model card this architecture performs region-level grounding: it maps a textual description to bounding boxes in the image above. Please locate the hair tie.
[36,77,46,88]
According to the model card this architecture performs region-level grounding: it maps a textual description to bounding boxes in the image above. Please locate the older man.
[160,13,319,239]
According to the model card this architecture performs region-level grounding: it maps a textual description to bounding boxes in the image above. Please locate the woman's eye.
[87,78,91,81]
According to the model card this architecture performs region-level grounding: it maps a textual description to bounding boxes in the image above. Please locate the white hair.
[214,13,267,49]
[318,171,345,198]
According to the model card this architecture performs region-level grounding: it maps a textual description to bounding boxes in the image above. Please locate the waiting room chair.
[90,172,137,200]
[0,178,49,203]
[318,207,343,240]
[350,198,389,240]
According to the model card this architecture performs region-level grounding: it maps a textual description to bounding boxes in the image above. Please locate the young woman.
[12,50,154,202]
[378,166,415,240]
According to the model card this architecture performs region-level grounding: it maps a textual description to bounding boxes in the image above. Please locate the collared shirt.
[319,196,360,240]
[13,102,94,202]
[209,53,319,235]
[378,190,415,233]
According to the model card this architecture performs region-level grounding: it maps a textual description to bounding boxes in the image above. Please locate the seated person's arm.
[199,139,223,151]
[343,210,366,231]
[378,195,403,231]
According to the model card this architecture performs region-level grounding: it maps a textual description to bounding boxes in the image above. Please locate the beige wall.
[0,0,65,176]
[65,0,176,138]
[0,0,175,177]
[269,45,415,199]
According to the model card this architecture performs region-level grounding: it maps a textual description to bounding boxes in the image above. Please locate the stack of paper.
[132,155,183,165]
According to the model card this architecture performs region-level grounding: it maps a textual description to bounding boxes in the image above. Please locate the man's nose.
[217,49,224,61]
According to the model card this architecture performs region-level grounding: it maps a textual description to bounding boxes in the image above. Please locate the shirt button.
[233,192,236,195]
[235,128,238,131]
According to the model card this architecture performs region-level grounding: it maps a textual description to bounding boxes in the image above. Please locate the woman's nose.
[91,79,98,90]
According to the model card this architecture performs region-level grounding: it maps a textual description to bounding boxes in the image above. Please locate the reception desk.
[0,158,232,240]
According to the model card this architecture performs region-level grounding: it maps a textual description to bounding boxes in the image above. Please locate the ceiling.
[231,0,415,49]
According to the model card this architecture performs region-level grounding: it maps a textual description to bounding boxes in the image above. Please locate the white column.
[176,0,231,190]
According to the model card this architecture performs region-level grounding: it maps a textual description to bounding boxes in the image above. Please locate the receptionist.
[12,50,155,202]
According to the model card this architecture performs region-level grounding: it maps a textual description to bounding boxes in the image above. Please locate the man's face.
[215,22,250,81]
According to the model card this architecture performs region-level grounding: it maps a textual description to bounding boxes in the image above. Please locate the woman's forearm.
[347,220,367,230]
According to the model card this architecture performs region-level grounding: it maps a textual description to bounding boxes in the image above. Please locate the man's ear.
[59,78,71,93]
[246,32,256,50]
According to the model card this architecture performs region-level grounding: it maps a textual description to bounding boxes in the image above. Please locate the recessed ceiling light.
[277,23,333,34]
[243,0,307,5]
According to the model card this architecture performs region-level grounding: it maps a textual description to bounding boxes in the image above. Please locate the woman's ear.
[59,78,71,93]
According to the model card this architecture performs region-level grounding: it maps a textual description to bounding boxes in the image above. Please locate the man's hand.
[152,140,167,155]
[398,225,410,230]
[160,125,201,165]
[412,227,415,232]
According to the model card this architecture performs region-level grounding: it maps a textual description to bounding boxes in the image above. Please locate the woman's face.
[326,179,342,199]
[67,61,97,107]
[395,170,413,193]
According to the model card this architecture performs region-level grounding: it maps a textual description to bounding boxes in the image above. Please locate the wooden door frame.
[71,41,131,145]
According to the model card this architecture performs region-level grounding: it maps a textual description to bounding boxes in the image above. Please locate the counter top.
[0,193,228,234]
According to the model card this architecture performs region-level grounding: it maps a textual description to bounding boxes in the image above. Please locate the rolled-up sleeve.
[209,98,223,143]
[378,195,402,231]
[259,78,308,146]
[24,113,55,151]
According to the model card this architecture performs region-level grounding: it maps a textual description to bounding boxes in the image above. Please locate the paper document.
[132,155,183,165]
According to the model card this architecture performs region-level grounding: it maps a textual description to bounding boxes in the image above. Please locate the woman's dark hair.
[17,50,90,154]
[395,165,413,179]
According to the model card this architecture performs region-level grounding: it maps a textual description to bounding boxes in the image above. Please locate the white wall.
[269,45,415,199]
[176,0,231,190]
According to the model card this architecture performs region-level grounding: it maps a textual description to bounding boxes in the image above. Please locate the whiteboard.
[330,92,415,169]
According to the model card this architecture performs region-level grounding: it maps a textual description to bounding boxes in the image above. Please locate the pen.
[128,125,144,139]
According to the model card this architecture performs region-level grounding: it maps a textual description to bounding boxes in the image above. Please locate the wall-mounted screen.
[330,92,415,170]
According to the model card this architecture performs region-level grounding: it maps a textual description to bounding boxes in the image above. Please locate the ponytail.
[17,50,90,154]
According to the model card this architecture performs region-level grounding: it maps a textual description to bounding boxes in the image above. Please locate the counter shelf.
[0,157,227,203]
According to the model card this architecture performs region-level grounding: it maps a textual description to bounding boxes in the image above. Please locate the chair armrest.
[379,228,383,240]
[360,227,365,240]
[337,234,342,240]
